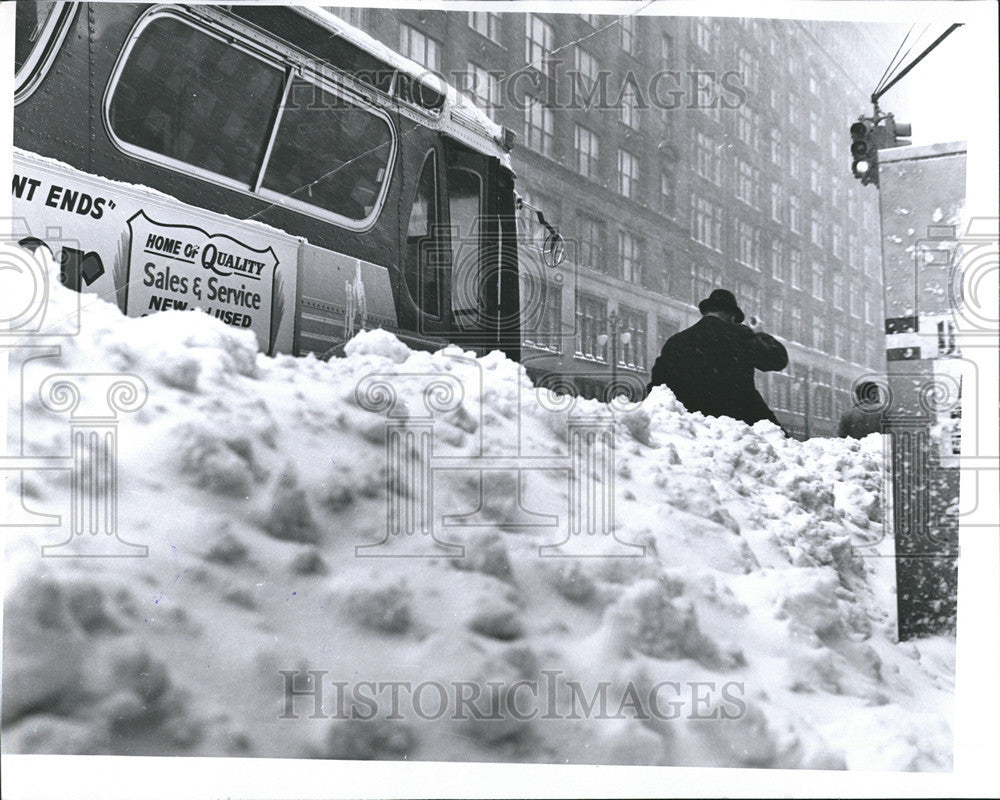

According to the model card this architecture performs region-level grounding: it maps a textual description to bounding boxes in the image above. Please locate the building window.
[789,140,800,179]
[811,262,824,299]
[468,10,501,43]
[833,327,844,359]
[693,196,722,251]
[573,47,600,103]
[865,295,873,324]
[619,306,647,369]
[579,13,599,27]
[737,104,760,149]
[691,261,718,305]
[771,182,782,222]
[789,248,802,288]
[830,175,842,208]
[736,158,758,206]
[521,274,562,351]
[831,223,843,259]
[693,130,721,185]
[618,78,641,129]
[833,273,845,308]
[808,68,820,96]
[463,63,499,119]
[849,282,860,317]
[524,96,554,156]
[738,46,757,93]
[789,195,801,233]
[399,24,440,72]
[770,128,782,167]
[771,238,784,280]
[661,32,673,63]
[738,280,762,317]
[810,211,823,246]
[790,307,802,343]
[693,18,715,56]
[574,124,600,179]
[772,297,784,336]
[648,248,673,295]
[619,230,642,283]
[617,148,639,199]
[736,220,760,268]
[810,158,823,195]
[620,15,636,55]
[787,91,798,126]
[577,213,604,270]
[809,110,820,143]
[525,14,553,75]
[660,167,675,215]
[864,245,877,277]
[576,292,607,360]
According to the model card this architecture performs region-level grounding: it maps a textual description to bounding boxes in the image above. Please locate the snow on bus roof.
[291,6,509,162]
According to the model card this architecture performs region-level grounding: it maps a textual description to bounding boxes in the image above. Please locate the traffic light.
[850,117,878,186]
[875,113,912,149]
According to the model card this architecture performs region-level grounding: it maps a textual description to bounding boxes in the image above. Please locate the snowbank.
[2,249,954,769]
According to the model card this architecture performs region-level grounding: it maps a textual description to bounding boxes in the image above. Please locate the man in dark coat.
[837,380,885,438]
[646,288,788,427]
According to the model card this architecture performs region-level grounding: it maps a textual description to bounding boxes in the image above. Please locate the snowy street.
[2,251,955,769]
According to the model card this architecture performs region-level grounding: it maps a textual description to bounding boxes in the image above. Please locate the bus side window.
[260,77,393,222]
[404,151,445,319]
[107,16,285,186]
[15,1,74,101]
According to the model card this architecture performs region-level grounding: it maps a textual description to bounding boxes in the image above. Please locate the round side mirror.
[542,231,565,268]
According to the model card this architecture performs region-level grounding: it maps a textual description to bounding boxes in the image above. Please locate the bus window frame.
[14,2,79,105]
[101,6,397,233]
[255,75,397,230]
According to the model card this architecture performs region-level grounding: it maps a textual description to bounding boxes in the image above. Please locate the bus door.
[444,140,519,358]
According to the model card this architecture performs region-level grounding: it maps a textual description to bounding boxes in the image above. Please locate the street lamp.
[597,313,632,401]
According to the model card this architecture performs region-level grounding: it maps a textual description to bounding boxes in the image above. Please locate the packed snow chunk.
[203,524,252,566]
[261,467,319,544]
[339,581,413,635]
[94,646,202,748]
[689,700,779,768]
[174,421,266,496]
[584,717,668,766]
[600,579,723,668]
[547,562,599,605]
[343,327,412,364]
[449,530,513,581]
[109,308,261,388]
[451,645,541,745]
[620,408,655,447]
[775,568,855,645]
[2,576,88,724]
[467,597,525,641]
[2,714,100,755]
[63,580,126,635]
[321,717,416,760]
[289,548,328,576]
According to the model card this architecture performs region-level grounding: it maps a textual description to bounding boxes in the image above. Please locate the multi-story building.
[334,7,904,438]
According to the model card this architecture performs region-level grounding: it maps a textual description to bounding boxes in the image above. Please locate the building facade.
[334,7,901,438]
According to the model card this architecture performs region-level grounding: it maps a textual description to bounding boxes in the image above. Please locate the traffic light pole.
[871,24,962,106]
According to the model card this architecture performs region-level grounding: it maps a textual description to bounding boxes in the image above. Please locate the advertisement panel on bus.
[12,149,299,355]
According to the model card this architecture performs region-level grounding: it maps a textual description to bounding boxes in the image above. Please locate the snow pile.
[2,250,954,770]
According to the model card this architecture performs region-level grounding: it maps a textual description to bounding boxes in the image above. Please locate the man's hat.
[698,289,745,324]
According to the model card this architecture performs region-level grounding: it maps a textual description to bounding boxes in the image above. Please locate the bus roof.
[288,6,513,168]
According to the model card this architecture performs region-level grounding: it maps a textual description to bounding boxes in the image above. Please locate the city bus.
[12,2,555,360]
